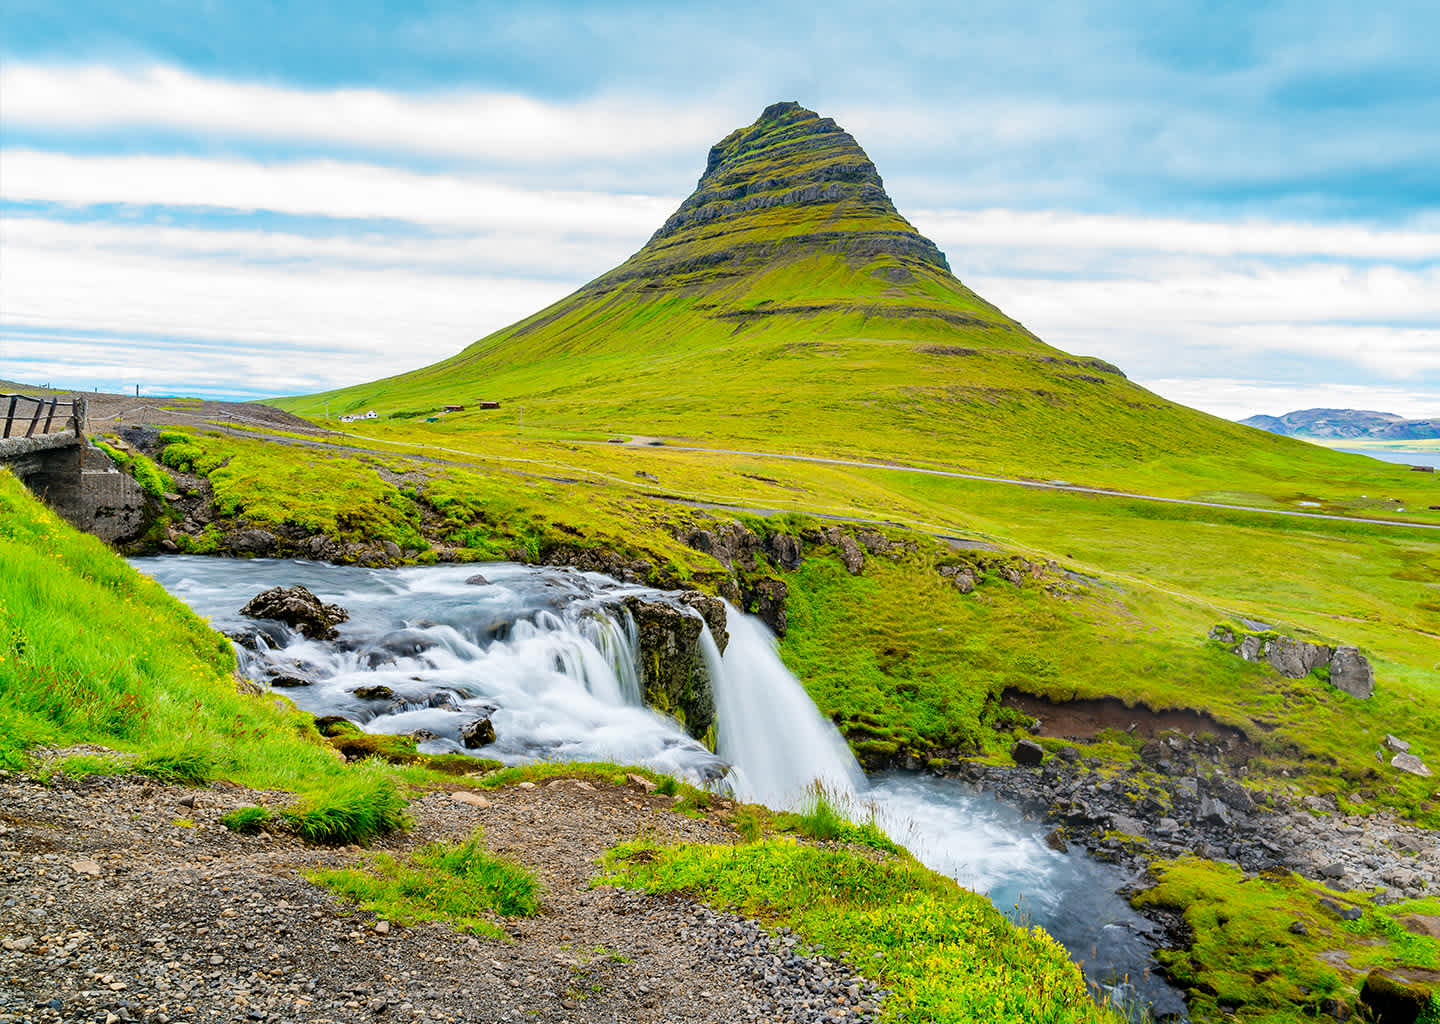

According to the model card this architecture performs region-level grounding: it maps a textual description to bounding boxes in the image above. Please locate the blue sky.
[2,1,1437,419]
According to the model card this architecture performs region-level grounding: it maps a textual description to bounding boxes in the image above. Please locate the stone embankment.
[0,763,884,1024]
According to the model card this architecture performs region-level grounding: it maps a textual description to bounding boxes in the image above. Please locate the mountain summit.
[283,103,1316,483]
[600,101,951,289]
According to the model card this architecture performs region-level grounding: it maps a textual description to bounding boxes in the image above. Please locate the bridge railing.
[1,394,86,442]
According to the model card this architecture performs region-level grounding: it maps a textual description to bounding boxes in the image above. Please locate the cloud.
[0,150,679,236]
[1139,377,1440,421]
[0,63,726,163]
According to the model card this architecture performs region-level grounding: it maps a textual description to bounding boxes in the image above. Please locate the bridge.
[1,393,151,542]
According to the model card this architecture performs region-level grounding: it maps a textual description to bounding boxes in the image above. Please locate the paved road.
[602,440,1440,533]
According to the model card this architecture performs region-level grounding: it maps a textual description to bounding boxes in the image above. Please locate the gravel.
[0,765,886,1024]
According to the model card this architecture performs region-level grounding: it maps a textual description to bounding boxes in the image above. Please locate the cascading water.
[702,606,864,808]
[135,556,1186,1022]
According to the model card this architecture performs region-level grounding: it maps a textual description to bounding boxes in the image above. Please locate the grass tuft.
[280,759,410,846]
[310,829,539,938]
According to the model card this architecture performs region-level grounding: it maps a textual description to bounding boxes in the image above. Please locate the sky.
[2,0,1438,421]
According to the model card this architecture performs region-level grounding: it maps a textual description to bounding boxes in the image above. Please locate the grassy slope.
[272,108,1439,517]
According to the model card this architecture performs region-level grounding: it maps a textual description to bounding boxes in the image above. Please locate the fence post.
[3,396,16,439]
[72,396,88,437]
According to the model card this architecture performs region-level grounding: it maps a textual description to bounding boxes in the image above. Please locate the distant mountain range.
[1240,408,1440,441]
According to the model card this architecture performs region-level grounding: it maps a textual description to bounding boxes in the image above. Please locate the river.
[134,556,1188,1021]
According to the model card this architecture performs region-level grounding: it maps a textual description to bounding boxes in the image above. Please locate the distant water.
[1339,448,1440,468]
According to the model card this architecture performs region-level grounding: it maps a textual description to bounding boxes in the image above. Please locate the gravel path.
[0,770,884,1024]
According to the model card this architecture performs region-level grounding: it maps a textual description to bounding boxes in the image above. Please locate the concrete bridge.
[1,393,152,542]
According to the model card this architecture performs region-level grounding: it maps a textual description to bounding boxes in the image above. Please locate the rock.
[1401,915,1440,940]
[1319,862,1349,881]
[621,597,716,740]
[1108,813,1146,837]
[450,791,490,807]
[1263,636,1334,678]
[70,859,101,877]
[460,717,497,749]
[240,585,349,641]
[1055,745,1081,763]
[1209,625,1236,644]
[269,675,312,688]
[1011,739,1044,766]
[1289,920,1309,936]
[464,573,490,586]
[353,685,395,701]
[373,920,391,935]
[226,529,278,556]
[1385,734,1411,753]
[951,573,975,594]
[381,540,402,559]
[2,935,34,951]
[1044,828,1068,852]
[1197,796,1231,827]
[1359,967,1436,1023]
[740,577,788,637]
[679,591,729,652]
[627,773,658,793]
[825,529,865,574]
[1391,753,1433,777]
[178,794,197,809]
[1238,635,1263,661]
[766,532,803,570]
[1319,897,1362,920]
[1214,777,1257,814]
[1329,646,1375,699]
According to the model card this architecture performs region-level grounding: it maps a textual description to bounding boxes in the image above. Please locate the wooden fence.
[0,394,85,441]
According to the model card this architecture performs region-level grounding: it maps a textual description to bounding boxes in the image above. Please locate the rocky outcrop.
[1210,626,1375,699]
[240,585,349,641]
[1330,646,1375,699]
[1359,967,1437,1023]
[622,596,720,742]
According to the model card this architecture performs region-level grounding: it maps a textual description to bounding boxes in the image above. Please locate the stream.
[134,556,1188,1021]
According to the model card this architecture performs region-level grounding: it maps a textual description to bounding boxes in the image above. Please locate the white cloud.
[0,150,679,236]
[915,209,1440,262]
[1139,377,1440,421]
[0,63,724,163]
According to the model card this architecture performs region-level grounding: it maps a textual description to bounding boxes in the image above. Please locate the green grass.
[0,469,420,843]
[310,830,539,939]
[774,784,903,854]
[1133,857,1440,1022]
[602,837,1123,1023]
[94,438,175,498]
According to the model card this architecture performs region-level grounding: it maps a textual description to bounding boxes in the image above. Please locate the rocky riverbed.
[957,748,1439,904]
[0,759,883,1024]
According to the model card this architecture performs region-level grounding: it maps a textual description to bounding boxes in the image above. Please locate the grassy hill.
[275,103,1439,513]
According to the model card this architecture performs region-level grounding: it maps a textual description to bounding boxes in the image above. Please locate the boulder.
[1044,828,1068,852]
[460,717,497,749]
[240,585,349,641]
[1359,967,1437,1024]
[1011,739,1044,766]
[465,573,490,586]
[1391,753,1434,777]
[766,532,803,571]
[951,573,975,595]
[352,685,395,701]
[1197,795,1231,827]
[226,529,279,557]
[1263,637,1334,678]
[1329,646,1375,699]
[1385,734,1411,753]
[1213,777,1257,814]
[621,596,717,741]
[1238,635,1263,661]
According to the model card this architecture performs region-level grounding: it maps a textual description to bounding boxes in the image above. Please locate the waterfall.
[702,603,864,809]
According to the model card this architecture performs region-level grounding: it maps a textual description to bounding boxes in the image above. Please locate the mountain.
[1241,408,1440,441]
[278,102,1355,486]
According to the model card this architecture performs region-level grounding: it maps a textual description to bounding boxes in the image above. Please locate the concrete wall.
[3,440,155,544]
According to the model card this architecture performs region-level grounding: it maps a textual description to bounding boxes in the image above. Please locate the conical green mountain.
[281,102,1333,486]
